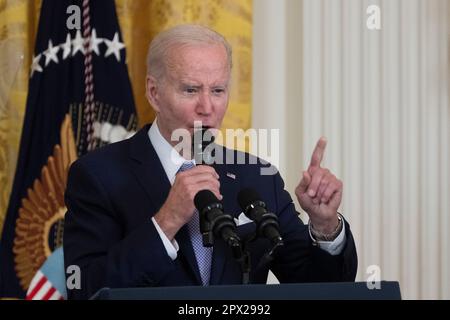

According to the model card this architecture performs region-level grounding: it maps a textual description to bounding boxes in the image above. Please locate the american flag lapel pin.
[226,172,236,180]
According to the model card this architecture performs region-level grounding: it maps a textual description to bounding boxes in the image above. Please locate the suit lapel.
[129,124,202,285]
[129,125,171,214]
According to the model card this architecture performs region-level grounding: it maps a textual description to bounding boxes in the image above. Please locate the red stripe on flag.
[26,275,47,300]
[42,287,56,300]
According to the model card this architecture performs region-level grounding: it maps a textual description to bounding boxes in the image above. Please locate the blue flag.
[0,0,138,298]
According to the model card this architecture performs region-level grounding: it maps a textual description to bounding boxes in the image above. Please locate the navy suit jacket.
[63,124,357,299]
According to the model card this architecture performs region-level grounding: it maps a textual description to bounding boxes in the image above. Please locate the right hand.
[154,165,222,240]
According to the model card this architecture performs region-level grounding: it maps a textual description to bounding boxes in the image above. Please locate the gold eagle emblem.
[13,114,77,290]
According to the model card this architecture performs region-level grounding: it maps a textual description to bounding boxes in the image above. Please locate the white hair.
[146,24,233,81]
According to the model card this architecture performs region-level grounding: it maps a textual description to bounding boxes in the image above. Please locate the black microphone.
[192,126,215,165]
[194,190,241,250]
[237,188,283,246]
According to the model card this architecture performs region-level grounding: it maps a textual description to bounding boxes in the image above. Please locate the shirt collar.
[148,119,195,185]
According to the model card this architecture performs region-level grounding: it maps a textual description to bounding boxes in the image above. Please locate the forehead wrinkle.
[164,44,229,84]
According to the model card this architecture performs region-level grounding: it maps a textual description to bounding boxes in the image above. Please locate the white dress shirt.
[148,120,346,260]
[148,119,187,260]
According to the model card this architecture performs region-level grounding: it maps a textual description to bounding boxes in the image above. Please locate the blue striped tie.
[177,162,213,286]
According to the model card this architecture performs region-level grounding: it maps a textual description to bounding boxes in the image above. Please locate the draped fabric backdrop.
[253,0,449,299]
[302,0,449,300]
[0,0,252,235]
[0,0,42,244]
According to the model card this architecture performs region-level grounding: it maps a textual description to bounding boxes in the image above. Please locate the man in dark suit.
[63,24,357,299]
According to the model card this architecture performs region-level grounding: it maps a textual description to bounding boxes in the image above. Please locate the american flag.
[27,272,64,300]
[26,248,66,300]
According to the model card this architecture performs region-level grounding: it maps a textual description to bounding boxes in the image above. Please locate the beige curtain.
[300,0,449,299]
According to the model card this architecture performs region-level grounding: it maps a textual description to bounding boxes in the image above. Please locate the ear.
[145,75,161,113]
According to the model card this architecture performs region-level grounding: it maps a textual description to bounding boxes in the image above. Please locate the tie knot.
[178,161,195,174]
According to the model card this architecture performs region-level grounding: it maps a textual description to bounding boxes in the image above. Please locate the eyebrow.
[180,83,228,89]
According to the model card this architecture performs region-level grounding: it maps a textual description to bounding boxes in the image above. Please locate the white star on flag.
[30,54,43,78]
[72,30,85,56]
[44,40,60,66]
[61,34,72,60]
[89,29,103,56]
[104,32,125,61]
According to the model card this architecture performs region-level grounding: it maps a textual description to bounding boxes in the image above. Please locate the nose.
[196,91,213,116]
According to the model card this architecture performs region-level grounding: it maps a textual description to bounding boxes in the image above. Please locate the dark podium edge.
[89,281,401,300]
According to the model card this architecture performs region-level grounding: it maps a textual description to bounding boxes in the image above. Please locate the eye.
[212,88,226,95]
[183,86,198,94]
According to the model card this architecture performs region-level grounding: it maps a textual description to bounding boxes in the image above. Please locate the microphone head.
[192,126,215,164]
[194,189,221,212]
[237,188,263,211]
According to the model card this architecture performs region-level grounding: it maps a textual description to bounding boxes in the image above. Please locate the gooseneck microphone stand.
[197,201,251,285]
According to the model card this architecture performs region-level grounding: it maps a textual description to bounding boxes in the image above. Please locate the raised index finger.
[309,137,327,168]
